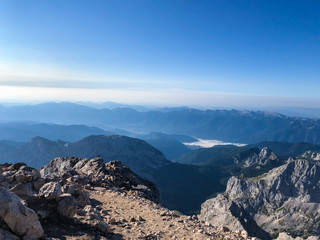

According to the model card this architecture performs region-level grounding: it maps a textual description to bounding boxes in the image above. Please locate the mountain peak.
[244,147,279,168]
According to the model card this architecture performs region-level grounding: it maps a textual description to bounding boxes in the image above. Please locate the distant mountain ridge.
[0,122,112,142]
[177,141,320,166]
[0,135,170,180]
[1,102,320,144]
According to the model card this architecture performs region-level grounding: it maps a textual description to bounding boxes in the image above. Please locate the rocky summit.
[0,157,258,240]
[243,147,279,168]
[200,157,320,239]
[300,150,320,161]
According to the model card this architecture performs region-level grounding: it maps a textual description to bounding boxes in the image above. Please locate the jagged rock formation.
[200,158,320,239]
[243,147,279,167]
[0,158,258,239]
[40,157,161,203]
[300,150,320,161]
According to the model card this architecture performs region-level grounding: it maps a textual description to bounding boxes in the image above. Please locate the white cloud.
[184,138,246,148]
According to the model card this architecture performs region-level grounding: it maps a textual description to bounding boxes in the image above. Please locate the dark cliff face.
[200,158,320,238]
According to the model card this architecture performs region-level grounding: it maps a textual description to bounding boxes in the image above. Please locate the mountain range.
[177,141,320,166]
[0,122,112,142]
[0,122,195,160]
[2,133,319,216]
[1,102,320,144]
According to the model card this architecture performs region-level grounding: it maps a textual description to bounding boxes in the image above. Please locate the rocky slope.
[0,158,256,240]
[200,157,320,239]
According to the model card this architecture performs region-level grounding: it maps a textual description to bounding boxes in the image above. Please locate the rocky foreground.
[0,157,258,240]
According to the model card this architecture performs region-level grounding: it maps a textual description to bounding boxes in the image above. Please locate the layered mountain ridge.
[2,102,320,144]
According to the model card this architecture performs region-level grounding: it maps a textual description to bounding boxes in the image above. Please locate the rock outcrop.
[200,194,271,240]
[0,158,161,239]
[40,157,161,203]
[301,150,320,161]
[200,158,320,238]
[244,147,279,167]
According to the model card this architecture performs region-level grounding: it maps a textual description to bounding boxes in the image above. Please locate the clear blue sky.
[0,0,319,107]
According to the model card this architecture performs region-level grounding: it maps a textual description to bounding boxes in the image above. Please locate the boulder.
[2,171,15,184]
[0,228,19,240]
[62,183,90,207]
[39,182,62,200]
[10,183,33,199]
[33,177,46,191]
[0,187,44,239]
[96,221,110,234]
[57,193,77,218]
[39,157,87,179]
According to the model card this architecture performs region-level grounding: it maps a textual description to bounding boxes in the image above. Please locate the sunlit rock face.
[200,158,320,238]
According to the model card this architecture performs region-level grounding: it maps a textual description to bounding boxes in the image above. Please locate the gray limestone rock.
[97,221,110,234]
[39,182,62,200]
[39,157,87,179]
[57,193,77,218]
[10,183,34,199]
[40,157,161,203]
[0,187,44,239]
[62,183,90,207]
[0,228,19,240]
[200,194,271,240]
[200,159,320,238]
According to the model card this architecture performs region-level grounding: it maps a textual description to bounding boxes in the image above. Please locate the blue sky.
[0,0,320,107]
